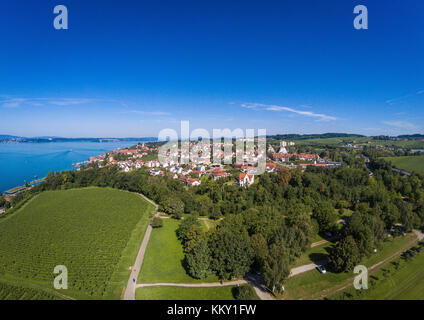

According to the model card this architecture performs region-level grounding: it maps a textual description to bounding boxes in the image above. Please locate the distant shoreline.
[0,137,158,144]
[5,178,45,195]
[0,140,156,194]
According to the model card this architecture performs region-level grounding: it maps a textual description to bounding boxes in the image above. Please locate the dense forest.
[2,148,424,294]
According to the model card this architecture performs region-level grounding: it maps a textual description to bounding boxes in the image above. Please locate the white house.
[239,173,254,187]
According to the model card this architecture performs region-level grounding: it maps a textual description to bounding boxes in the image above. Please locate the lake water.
[0,141,149,193]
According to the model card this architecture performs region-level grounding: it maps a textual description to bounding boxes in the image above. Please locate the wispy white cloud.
[382,120,420,130]
[386,89,424,105]
[47,98,98,106]
[120,110,171,116]
[240,102,337,121]
[2,98,27,108]
[0,96,119,108]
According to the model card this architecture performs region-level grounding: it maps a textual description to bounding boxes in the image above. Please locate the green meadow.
[281,233,417,300]
[138,219,219,284]
[383,155,424,174]
[136,285,237,300]
[293,136,424,149]
[330,248,424,300]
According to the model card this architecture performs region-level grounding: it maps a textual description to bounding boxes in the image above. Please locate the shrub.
[234,285,256,300]
[151,217,163,228]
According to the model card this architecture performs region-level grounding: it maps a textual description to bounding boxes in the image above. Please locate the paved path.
[413,229,424,241]
[123,194,158,300]
[135,275,276,300]
[136,192,158,208]
[310,239,329,248]
[244,274,275,300]
[136,280,247,288]
[289,261,327,278]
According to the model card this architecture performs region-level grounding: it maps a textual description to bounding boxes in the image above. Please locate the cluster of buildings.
[150,164,229,187]
[145,139,267,187]
[268,140,342,169]
[85,140,342,189]
[86,143,159,172]
[272,152,317,162]
[161,139,266,166]
[343,143,363,149]
[268,140,295,154]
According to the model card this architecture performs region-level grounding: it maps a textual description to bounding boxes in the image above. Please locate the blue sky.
[0,0,423,138]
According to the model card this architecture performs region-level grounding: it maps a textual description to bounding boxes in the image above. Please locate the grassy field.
[295,137,355,146]
[138,219,219,284]
[330,247,424,300]
[294,137,424,149]
[281,233,417,300]
[292,242,332,268]
[0,187,154,299]
[382,155,424,174]
[135,286,237,300]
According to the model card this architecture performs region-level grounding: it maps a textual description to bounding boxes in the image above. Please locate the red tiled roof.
[187,178,200,185]
[212,171,227,176]
[299,153,316,159]
[300,163,326,167]
[272,153,292,159]
[239,173,253,180]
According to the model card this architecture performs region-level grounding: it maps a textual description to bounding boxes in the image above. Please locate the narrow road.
[123,193,158,300]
